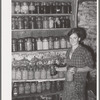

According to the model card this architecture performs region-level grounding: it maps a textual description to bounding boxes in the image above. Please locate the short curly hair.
[67,27,86,42]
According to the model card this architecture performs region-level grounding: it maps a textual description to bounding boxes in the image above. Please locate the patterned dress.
[62,45,93,100]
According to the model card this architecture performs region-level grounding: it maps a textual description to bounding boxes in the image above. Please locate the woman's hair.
[67,27,86,42]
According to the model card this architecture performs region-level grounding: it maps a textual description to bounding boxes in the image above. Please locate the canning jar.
[48,37,53,50]
[48,17,54,29]
[18,82,24,95]
[54,37,60,49]
[24,82,30,94]
[18,38,24,51]
[36,37,43,50]
[12,38,17,52]
[15,2,21,14]
[43,17,49,29]
[60,36,66,49]
[21,2,29,14]
[24,37,32,51]
[42,37,49,50]
[29,2,35,14]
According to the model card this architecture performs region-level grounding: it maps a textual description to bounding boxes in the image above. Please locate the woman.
[56,28,94,100]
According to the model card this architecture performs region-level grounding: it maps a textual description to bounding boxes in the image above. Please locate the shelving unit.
[12,0,78,99]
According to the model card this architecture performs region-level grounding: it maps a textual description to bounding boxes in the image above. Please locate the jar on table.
[12,82,18,96]
[24,82,30,94]
[29,2,35,14]
[21,2,29,14]
[54,37,60,49]
[18,82,24,95]
[43,17,49,29]
[60,36,66,49]
[24,37,32,51]
[15,1,21,14]
[30,82,36,94]
[42,37,49,50]
[66,65,76,81]
[36,37,43,50]
[12,38,17,52]
[16,67,22,80]
[12,67,16,80]
[48,17,54,29]
[18,38,24,51]
[36,16,42,29]
[31,37,36,51]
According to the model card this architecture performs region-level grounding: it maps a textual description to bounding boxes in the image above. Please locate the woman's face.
[69,33,80,46]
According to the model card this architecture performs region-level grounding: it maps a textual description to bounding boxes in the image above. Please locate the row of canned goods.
[12,16,70,29]
[12,1,72,14]
[12,81,64,96]
[13,95,61,100]
[12,37,71,52]
[12,65,65,80]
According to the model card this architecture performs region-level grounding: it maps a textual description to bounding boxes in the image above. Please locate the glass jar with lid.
[21,1,29,14]
[29,2,35,14]
[43,17,49,29]
[42,37,49,50]
[31,37,36,51]
[30,82,36,94]
[18,38,24,51]
[48,16,54,29]
[60,36,66,49]
[18,82,24,95]
[48,36,54,50]
[36,82,42,93]
[36,16,42,29]
[24,82,30,94]
[24,37,32,51]
[12,38,18,52]
[54,37,60,49]
[36,37,43,50]
[55,2,61,14]
[15,1,21,14]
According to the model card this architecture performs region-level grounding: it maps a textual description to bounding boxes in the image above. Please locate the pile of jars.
[12,16,70,29]
[12,36,71,52]
[12,81,64,96]
[12,1,72,14]
[12,65,65,80]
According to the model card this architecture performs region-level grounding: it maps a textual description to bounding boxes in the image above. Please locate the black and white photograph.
[1,0,98,100]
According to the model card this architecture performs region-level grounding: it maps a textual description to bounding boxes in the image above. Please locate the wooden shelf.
[12,48,67,55]
[12,91,63,99]
[12,14,71,16]
[12,78,65,83]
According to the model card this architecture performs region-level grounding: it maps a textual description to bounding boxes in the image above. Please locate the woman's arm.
[77,66,93,72]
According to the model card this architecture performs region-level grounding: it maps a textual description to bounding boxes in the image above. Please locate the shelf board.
[12,14,71,16]
[12,28,71,32]
[12,78,65,83]
[12,91,63,99]
[12,48,68,55]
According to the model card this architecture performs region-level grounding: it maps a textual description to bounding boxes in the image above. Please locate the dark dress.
[62,45,93,100]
